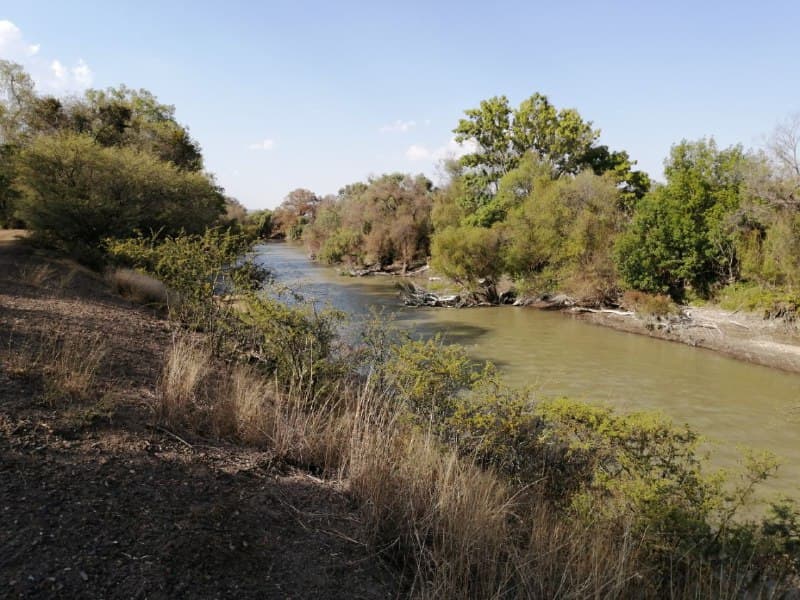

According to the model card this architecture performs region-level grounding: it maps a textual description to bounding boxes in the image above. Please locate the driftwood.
[569,307,634,317]
[397,281,509,308]
[343,262,430,278]
[515,293,575,310]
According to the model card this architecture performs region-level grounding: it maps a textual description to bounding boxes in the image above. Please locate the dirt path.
[0,240,397,599]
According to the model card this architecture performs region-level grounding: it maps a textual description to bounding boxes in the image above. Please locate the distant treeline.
[271,93,800,313]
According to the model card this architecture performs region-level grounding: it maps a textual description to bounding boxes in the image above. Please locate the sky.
[2,1,799,209]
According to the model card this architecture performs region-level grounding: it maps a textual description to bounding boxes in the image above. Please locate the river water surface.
[255,242,800,499]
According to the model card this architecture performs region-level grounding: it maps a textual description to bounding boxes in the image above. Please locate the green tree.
[616,139,748,298]
[71,86,205,171]
[452,92,648,222]
[0,60,36,144]
[430,224,505,286]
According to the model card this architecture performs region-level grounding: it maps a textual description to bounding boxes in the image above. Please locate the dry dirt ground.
[0,236,398,599]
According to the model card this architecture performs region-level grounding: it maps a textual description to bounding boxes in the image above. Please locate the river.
[255,242,800,500]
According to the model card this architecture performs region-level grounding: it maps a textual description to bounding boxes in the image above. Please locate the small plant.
[622,290,679,318]
[718,282,800,321]
[44,332,106,404]
[3,329,107,405]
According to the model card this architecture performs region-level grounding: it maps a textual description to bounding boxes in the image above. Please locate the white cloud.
[0,20,22,49]
[50,59,67,81]
[72,59,92,86]
[406,138,478,162]
[248,139,275,151]
[379,119,416,134]
[0,20,93,92]
[405,144,431,161]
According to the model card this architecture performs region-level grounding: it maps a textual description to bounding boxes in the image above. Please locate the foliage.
[621,290,679,317]
[106,228,253,330]
[452,92,649,218]
[0,61,212,234]
[302,173,433,269]
[233,293,345,394]
[430,224,505,286]
[272,188,320,239]
[615,139,749,299]
[14,132,223,255]
[446,380,544,482]
[501,171,625,301]
[717,282,799,320]
[378,334,484,422]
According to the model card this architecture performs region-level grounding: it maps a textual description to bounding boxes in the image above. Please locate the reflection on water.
[255,242,800,499]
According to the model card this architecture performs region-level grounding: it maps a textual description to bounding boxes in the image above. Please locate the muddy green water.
[255,242,800,499]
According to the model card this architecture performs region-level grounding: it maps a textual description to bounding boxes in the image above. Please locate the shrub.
[14,132,224,254]
[621,289,679,317]
[107,228,257,331]
[3,328,107,405]
[718,281,800,320]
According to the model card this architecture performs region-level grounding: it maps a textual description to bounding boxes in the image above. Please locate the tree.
[615,139,748,298]
[301,174,433,269]
[430,224,505,286]
[69,86,204,171]
[0,60,36,144]
[452,92,648,224]
[272,188,320,239]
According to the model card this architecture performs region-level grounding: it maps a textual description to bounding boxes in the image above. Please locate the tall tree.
[452,92,648,224]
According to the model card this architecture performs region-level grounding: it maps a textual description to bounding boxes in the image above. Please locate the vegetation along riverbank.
[2,58,800,598]
[261,92,800,374]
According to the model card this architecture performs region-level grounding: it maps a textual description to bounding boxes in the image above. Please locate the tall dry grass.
[3,328,106,405]
[107,267,170,307]
[155,336,789,599]
[156,337,644,597]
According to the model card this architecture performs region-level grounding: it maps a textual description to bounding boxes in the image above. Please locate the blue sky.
[2,1,799,209]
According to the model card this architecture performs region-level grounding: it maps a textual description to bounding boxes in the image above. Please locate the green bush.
[718,282,800,320]
[107,228,253,330]
[14,132,224,254]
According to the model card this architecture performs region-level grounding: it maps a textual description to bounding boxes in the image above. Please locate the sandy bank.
[574,305,800,374]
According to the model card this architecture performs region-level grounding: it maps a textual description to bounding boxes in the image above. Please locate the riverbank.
[0,237,397,598]
[392,272,800,375]
[574,305,800,374]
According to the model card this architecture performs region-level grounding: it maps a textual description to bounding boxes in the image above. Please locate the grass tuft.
[107,268,170,307]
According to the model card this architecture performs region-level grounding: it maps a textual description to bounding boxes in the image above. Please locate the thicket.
[292,174,433,271]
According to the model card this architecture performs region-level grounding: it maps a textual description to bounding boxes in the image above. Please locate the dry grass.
[3,328,107,405]
[157,334,211,427]
[621,290,679,317]
[154,338,788,599]
[155,345,648,597]
[18,263,55,288]
[107,268,170,307]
